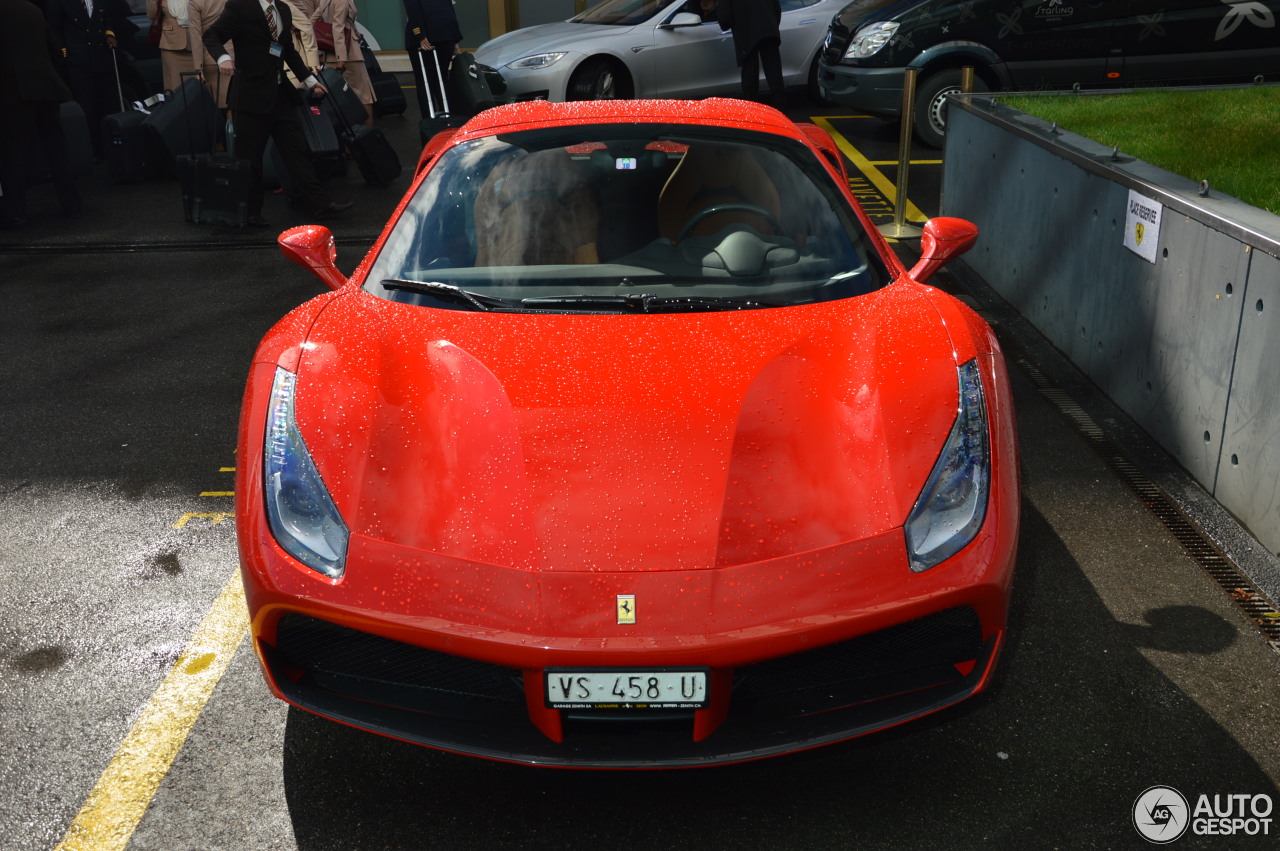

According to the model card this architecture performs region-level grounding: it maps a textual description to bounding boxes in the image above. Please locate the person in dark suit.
[1,0,82,227]
[402,0,460,119]
[202,0,352,225]
[44,0,136,157]
[717,0,783,103]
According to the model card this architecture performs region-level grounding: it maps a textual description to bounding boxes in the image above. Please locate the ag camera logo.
[1133,786,1189,844]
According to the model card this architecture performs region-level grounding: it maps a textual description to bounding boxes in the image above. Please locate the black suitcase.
[325,88,400,186]
[417,49,466,147]
[178,152,253,227]
[103,109,161,183]
[296,99,343,177]
[448,52,499,115]
[371,71,407,117]
[145,77,216,174]
[345,123,401,186]
[318,68,367,133]
[174,72,253,227]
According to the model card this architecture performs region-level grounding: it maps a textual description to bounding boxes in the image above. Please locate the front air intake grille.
[735,607,983,714]
[271,613,525,717]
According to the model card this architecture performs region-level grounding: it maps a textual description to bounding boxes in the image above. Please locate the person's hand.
[336,61,346,72]
[218,58,235,76]
[106,35,118,48]
[311,82,329,97]
[419,37,433,51]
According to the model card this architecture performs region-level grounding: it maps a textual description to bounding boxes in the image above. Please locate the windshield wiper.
[381,278,512,311]
[520,293,780,313]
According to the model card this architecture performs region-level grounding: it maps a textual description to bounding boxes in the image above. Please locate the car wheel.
[567,58,630,101]
[806,52,829,105]
[913,69,988,149]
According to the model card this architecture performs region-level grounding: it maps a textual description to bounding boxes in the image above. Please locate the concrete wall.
[941,96,1280,557]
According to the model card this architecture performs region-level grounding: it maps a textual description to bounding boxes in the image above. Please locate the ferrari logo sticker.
[617,595,636,624]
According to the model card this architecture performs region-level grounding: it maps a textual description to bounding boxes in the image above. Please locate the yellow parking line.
[56,571,249,851]
[199,491,235,497]
[809,116,928,223]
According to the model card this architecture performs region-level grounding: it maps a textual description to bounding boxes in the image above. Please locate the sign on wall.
[1124,189,1164,264]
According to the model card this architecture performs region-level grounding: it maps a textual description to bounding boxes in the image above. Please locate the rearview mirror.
[278,225,347,291]
[907,217,979,284]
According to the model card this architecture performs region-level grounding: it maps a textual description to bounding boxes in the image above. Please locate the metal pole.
[878,67,923,240]
[961,65,975,94]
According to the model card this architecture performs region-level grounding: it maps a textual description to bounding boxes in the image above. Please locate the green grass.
[1000,87,1280,216]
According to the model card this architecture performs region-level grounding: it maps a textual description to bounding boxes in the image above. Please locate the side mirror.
[907,217,979,284]
[278,225,346,291]
[662,12,704,27]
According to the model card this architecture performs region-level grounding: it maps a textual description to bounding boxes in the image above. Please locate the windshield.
[572,0,670,25]
[365,123,890,313]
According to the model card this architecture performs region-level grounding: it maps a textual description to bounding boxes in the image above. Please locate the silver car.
[473,0,843,102]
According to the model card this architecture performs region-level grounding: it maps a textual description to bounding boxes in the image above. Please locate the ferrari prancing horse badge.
[617,594,636,624]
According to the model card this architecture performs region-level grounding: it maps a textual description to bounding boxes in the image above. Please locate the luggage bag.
[103,49,163,183]
[318,68,367,134]
[448,52,499,115]
[146,77,217,175]
[325,88,401,187]
[175,72,252,227]
[296,99,344,178]
[371,71,407,117]
[417,49,466,147]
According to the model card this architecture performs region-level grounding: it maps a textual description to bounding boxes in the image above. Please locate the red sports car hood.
[290,286,962,572]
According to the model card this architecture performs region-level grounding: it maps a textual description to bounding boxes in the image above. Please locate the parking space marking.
[56,570,249,851]
[809,116,929,224]
[172,511,233,529]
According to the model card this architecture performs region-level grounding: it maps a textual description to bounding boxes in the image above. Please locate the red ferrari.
[237,99,1019,768]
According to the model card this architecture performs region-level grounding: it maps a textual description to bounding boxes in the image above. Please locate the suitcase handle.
[418,48,451,118]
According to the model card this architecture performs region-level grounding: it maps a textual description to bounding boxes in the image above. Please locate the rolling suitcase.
[448,52,499,115]
[417,49,465,147]
[296,99,344,178]
[318,68,367,134]
[146,76,216,175]
[175,73,252,227]
[103,49,163,183]
[326,88,401,187]
[371,71,407,117]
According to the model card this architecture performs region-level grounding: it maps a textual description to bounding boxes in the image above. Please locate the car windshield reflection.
[365,123,890,313]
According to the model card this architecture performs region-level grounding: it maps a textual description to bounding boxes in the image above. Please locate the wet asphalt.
[1,87,1278,850]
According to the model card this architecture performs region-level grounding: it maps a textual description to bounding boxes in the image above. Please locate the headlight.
[264,367,348,579]
[507,52,567,71]
[845,21,899,59]
[904,360,990,572]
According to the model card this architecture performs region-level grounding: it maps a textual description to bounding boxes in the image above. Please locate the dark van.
[818,0,1280,147]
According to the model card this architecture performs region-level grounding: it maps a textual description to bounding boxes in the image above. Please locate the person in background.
[44,0,136,158]
[202,0,353,225]
[1,0,83,227]
[187,0,232,110]
[281,0,320,75]
[717,0,783,104]
[148,0,192,92]
[314,0,374,125]
[402,0,460,118]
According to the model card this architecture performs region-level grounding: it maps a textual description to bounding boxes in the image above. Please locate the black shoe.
[247,214,271,227]
[313,201,354,220]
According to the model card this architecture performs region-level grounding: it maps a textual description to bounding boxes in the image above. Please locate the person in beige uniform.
[314,0,374,125]
[282,0,320,73]
[186,0,232,107]
[148,0,192,92]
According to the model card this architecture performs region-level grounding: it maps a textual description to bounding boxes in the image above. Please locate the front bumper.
[817,63,907,119]
[263,606,1001,768]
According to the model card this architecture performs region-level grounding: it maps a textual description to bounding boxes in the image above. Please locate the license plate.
[545,669,709,710]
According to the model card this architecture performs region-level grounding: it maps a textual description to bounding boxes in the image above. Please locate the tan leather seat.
[473,150,600,266]
[657,145,782,242]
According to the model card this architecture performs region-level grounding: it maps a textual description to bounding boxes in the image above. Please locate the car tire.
[913,69,988,149]
[806,52,829,105]
[567,58,630,101]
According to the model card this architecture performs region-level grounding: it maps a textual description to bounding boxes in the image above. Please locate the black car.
[819,0,1280,147]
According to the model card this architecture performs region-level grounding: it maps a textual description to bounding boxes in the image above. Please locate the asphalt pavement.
[2,86,1279,850]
